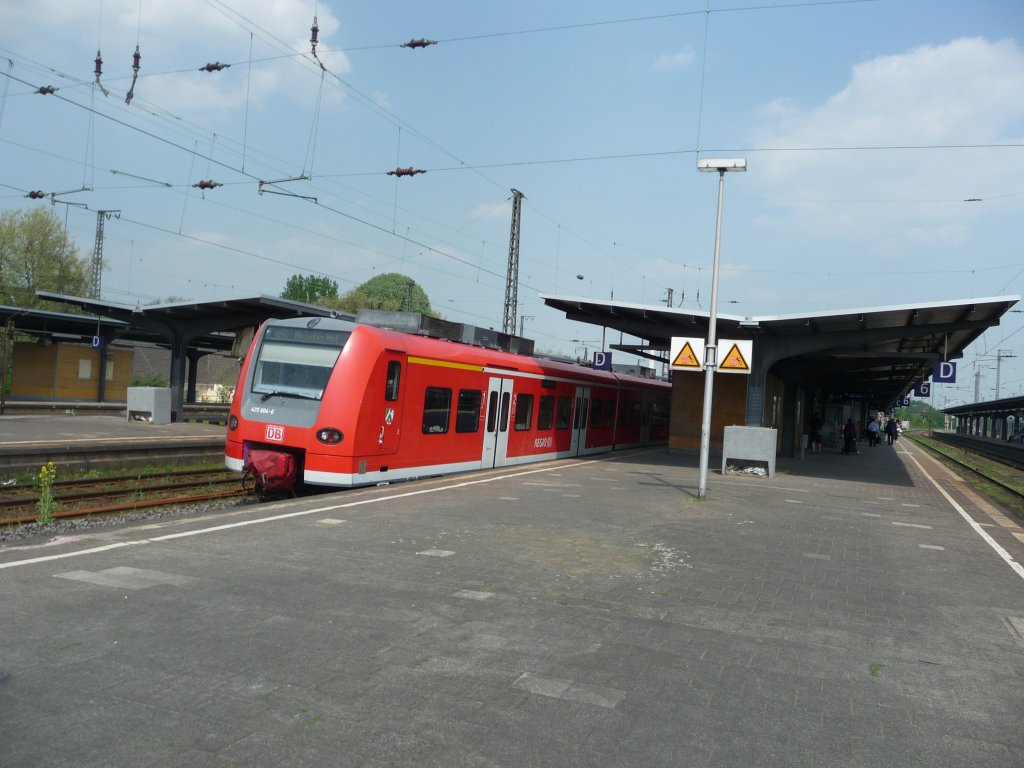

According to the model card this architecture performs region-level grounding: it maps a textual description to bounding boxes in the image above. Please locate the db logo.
[265,425,285,442]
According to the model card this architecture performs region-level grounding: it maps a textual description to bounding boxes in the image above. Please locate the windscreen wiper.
[258,390,320,402]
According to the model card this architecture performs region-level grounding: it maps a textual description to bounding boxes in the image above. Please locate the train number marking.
[265,424,285,442]
[533,437,553,449]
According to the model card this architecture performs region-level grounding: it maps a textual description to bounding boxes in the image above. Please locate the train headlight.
[228,415,238,430]
[316,427,344,444]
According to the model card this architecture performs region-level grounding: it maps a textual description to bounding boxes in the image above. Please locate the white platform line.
[903,446,1024,583]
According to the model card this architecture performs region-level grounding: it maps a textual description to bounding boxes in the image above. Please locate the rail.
[0,468,247,525]
[906,432,1024,502]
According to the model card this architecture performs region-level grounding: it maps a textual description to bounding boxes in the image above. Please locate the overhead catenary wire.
[4,3,1019,346]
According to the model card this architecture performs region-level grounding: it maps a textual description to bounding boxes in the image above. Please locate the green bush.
[131,373,167,387]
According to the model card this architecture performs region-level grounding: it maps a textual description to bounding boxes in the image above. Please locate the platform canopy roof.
[23,293,346,351]
[540,293,1019,410]
[11,293,351,418]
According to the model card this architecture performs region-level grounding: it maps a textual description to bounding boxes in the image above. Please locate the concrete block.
[722,425,777,477]
[127,386,171,425]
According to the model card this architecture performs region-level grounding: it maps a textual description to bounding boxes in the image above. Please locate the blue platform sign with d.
[932,361,956,383]
[593,351,612,371]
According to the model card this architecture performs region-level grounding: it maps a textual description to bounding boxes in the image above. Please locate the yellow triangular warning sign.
[719,343,749,371]
[673,341,701,368]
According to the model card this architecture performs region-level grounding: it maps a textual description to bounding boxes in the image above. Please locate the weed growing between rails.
[36,461,57,523]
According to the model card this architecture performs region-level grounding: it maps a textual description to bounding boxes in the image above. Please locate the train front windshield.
[251,325,350,400]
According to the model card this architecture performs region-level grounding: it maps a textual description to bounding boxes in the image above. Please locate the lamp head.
[697,158,747,173]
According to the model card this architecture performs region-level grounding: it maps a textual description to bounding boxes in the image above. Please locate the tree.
[281,274,339,304]
[335,273,433,315]
[0,208,91,308]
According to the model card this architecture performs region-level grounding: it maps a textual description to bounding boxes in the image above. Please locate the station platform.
[2,432,1023,766]
[0,410,226,477]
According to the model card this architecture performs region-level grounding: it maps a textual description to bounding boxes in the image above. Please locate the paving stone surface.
[2,434,1023,767]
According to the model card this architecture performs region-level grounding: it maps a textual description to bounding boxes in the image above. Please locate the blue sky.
[1,0,1022,402]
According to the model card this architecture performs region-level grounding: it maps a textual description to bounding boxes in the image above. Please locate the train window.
[537,395,555,429]
[652,399,670,426]
[603,400,615,429]
[514,394,534,431]
[486,391,498,432]
[456,389,482,433]
[589,399,602,428]
[385,361,401,401]
[573,397,583,429]
[555,396,572,429]
[422,387,451,434]
[252,334,346,400]
[499,392,511,432]
[618,400,641,427]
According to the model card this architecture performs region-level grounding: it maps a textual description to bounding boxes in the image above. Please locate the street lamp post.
[696,157,746,500]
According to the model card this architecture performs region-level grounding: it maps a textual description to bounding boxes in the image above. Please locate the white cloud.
[3,0,350,114]
[471,201,511,220]
[654,47,695,71]
[751,37,1024,247]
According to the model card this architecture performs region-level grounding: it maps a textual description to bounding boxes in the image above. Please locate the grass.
[907,434,1024,523]
[5,459,226,488]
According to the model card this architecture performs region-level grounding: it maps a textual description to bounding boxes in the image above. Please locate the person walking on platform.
[866,416,880,447]
[842,418,858,455]
[885,418,898,445]
[808,413,823,454]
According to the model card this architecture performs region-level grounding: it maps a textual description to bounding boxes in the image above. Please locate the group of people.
[864,416,901,447]
[807,413,901,455]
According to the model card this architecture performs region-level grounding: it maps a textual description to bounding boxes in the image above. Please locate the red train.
[225,313,670,492]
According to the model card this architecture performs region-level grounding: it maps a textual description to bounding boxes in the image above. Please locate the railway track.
[0,468,249,525]
[907,432,1024,502]
[925,431,1024,471]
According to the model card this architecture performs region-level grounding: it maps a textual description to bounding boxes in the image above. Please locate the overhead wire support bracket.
[47,187,93,208]
[199,62,231,72]
[258,176,315,202]
[111,169,172,187]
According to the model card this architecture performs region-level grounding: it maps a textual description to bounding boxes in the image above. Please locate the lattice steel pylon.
[91,210,120,299]
[502,189,524,335]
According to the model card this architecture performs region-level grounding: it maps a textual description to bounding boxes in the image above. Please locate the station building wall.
[10,341,132,402]
[669,373,748,453]
[669,370,793,454]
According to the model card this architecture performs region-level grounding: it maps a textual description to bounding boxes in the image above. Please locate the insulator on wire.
[93,49,109,96]
[400,38,437,49]
[36,85,57,95]
[125,45,141,105]
[193,180,222,190]
[309,15,326,71]
[26,190,46,199]
[199,62,230,72]
[387,167,426,177]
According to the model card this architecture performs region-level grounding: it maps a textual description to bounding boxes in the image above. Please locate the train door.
[375,354,405,455]
[639,392,651,445]
[570,386,590,455]
[482,376,513,467]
